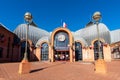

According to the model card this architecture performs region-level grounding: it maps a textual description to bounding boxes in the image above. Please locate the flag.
[63,22,67,28]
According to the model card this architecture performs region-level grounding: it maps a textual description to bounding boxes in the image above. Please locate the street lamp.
[23,12,32,60]
[18,12,32,74]
[92,11,102,59]
[92,11,106,74]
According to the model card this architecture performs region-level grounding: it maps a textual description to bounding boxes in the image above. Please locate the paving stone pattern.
[0,60,120,80]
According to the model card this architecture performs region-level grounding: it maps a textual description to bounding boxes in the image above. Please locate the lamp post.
[93,11,102,59]
[23,12,32,60]
[18,12,32,74]
[92,11,106,74]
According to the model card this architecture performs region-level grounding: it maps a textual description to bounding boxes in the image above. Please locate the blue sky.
[0,0,120,32]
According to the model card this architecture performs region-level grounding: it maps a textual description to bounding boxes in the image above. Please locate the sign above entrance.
[55,47,69,51]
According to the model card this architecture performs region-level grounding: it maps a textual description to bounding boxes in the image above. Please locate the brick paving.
[0,60,120,80]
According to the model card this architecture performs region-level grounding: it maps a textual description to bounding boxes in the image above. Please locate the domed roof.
[13,23,50,45]
[75,23,111,45]
[74,36,88,46]
[36,36,50,47]
[110,29,120,44]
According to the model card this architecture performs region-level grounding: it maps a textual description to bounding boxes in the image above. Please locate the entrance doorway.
[112,47,120,59]
[94,40,104,60]
[54,51,69,61]
[75,42,82,61]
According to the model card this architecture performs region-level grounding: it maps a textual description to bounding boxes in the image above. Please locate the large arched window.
[53,31,69,61]
[54,31,69,51]
[94,40,104,60]
[75,42,82,61]
[41,42,49,61]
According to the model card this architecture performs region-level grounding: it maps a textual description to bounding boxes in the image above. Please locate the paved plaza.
[0,60,120,80]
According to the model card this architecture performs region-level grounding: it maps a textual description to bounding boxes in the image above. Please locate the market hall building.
[0,14,120,62]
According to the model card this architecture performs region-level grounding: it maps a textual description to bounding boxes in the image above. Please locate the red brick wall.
[0,26,18,62]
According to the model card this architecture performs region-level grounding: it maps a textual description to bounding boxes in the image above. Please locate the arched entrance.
[75,42,82,61]
[41,42,49,61]
[54,31,69,61]
[112,46,120,59]
[94,40,104,60]
[20,41,30,61]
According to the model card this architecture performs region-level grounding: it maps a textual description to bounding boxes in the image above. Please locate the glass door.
[75,42,82,61]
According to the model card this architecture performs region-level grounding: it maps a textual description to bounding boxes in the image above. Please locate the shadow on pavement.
[30,68,45,73]
[30,62,66,73]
